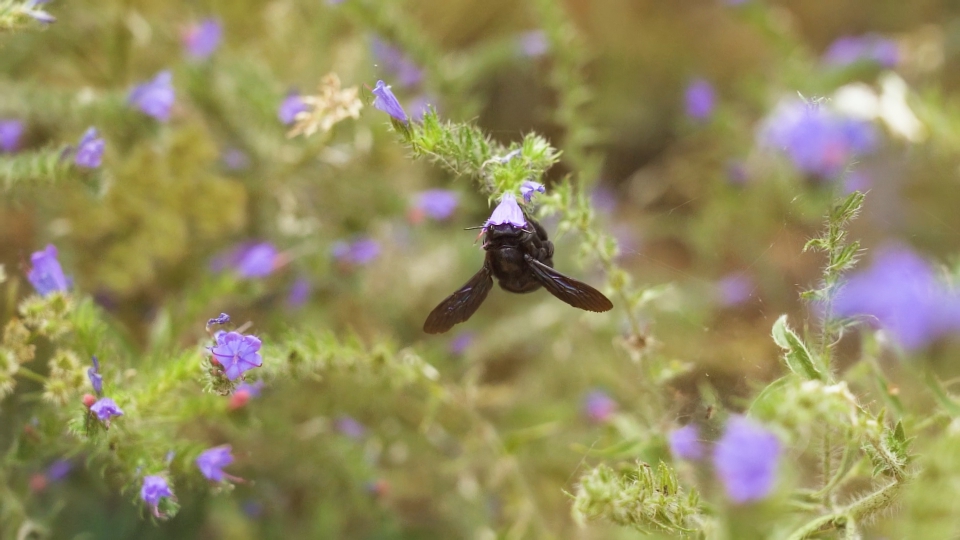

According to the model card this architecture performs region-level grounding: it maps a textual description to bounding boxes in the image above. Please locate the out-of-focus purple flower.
[242,500,264,519]
[726,160,749,186]
[221,147,250,170]
[88,356,103,396]
[235,380,264,398]
[331,237,381,266]
[207,313,230,327]
[28,245,69,297]
[759,99,878,178]
[209,331,263,380]
[843,170,872,194]
[287,277,312,307]
[372,80,408,123]
[90,397,124,422]
[449,331,475,355]
[414,189,459,221]
[406,94,433,122]
[46,459,72,482]
[484,193,526,229]
[234,242,278,278]
[182,19,222,60]
[165,451,176,464]
[713,416,781,504]
[684,78,716,121]
[823,34,899,68]
[520,181,546,203]
[0,120,24,153]
[517,30,549,58]
[371,37,423,88]
[141,475,173,514]
[335,415,366,439]
[591,185,617,214]
[833,246,960,351]
[196,445,234,481]
[582,390,617,423]
[715,273,754,307]
[129,71,175,122]
[669,425,704,460]
[24,0,55,23]
[278,92,308,125]
[74,127,105,168]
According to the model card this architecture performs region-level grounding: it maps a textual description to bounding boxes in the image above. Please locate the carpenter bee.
[423,194,613,334]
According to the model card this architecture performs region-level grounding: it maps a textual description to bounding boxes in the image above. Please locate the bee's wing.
[524,256,613,312]
[423,263,494,334]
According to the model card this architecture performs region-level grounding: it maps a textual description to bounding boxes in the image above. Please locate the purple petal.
[183,19,222,60]
[371,80,408,123]
[485,193,525,228]
[0,120,24,153]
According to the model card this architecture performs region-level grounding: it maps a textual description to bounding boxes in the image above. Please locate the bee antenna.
[463,226,485,231]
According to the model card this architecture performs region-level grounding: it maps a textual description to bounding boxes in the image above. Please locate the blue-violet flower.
[129,71,175,122]
[371,80,408,123]
[713,416,781,504]
[484,193,525,228]
[210,332,263,380]
[74,127,105,168]
[0,120,23,153]
[27,245,69,296]
[183,18,222,60]
[196,445,235,482]
[88,356,103,396]
[90,397,124,423]
[669,425,704,460]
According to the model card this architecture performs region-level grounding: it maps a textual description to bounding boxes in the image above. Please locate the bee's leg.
[529,217,550,242]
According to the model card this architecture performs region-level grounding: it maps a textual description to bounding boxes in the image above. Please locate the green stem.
[15,366,46,384]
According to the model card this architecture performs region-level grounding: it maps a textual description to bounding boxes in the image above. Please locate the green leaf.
[924,372,960,418]
[771,315,824,380]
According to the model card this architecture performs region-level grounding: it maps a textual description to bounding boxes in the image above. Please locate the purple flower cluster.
[371,37,423,88]
[759,99,878,178]
[129,71,176,122]
[331,237,380,266]
[713,416,781,503]
[183,19,222,60]
[684,78,716,122]
[823,34,899,68]
[74,127,105,169]
[212,241,280,278]
[209,331,263,380]
[0,120,24,152]
[27,245,70,296]
[833,246,960,351]
[520,181,545,203]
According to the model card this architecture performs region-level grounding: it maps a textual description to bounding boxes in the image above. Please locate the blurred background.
[3,0,960,538]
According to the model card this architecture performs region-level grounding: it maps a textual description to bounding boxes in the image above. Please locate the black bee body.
[423,215,613,334]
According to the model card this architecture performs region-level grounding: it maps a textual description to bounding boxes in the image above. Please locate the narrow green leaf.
[771,315,824,380]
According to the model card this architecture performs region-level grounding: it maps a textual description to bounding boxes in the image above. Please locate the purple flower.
[517,30,549,58]
[591,185,617,214]
[221,147,250,170]
[24,0,55,23]
[669,425,704,460]
[183,19,222,60]
[27,245,69,296]
[235,380,264,398]
[90,397,124,422]
[716,273,754,307]
[582,390,617,423]
[842,170,872,194]
[0,120,24,153]
[331,237,381,266]
[484,192,525,229]
[407,94,433,122]
[234,242,278,278]
[278,92,308,125]
[88,356,103,396]
[196,445,234,482]
[823,34,899,68]
[129,71,175,122]
[449,331,475,355]
[209,331,263,380]
[833,246,960,351]
[414,189,459,221]
[207,313,230,327]
[46,459,72,482]
[371,80,408,123]
[713,416,781,504]
[371,37,423,88]
[287,277,312,307]
[684,78,716,121]
[335,415,366,439]
[141,475,173,510]
[520,181,546,203]
[726,159,749,186]
[74,127,105,169]
[759,99,878,178]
